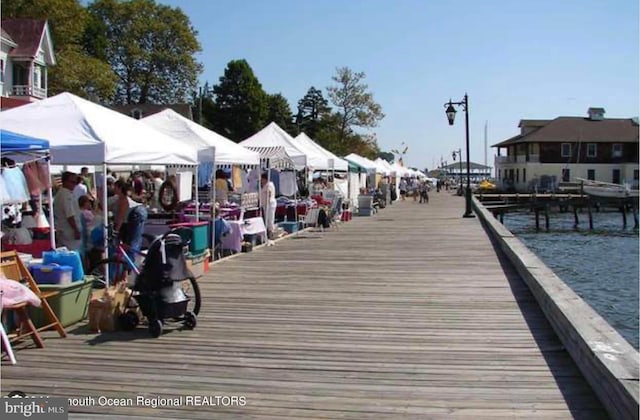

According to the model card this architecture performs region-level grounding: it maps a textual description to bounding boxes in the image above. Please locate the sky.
[158,0,638,171]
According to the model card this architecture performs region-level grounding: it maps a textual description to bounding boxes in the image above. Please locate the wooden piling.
[633,204,638,230]
[544,205,550,231]
[587,202,594,230]
[621,206,627,229]
[535,208,540,231]
[573,206,579,229]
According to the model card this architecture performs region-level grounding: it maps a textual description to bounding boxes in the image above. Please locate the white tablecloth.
[220,217,267,252]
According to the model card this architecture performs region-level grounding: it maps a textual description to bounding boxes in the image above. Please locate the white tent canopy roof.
[142,109,259,166]
[294,133,349,171]
[239,122,307,169]
[344,153,378,172]
[374,158,394,176]
[0,92,198,165]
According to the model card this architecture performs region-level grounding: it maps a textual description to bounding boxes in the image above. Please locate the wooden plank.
[0,192,608,418]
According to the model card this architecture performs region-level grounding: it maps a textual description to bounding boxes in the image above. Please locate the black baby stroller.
[120,228,201,337]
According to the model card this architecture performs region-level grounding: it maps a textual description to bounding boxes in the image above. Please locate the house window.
[612,144,622,158]
[561,143,571,158]
[0,59,4,83]
[131,109,143,119]
[586,143,597,158]
[612,169,621,184]
[523,168,526,183]
[587,169,595,180]
[562,168,570,182]
[634,170,639,181]
[516,168,519,183]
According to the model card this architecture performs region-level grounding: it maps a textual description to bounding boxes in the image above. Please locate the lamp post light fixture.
[444,94,475,218]
[451,148,462,190]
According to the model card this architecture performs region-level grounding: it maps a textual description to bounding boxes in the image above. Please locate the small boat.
[577,178,639,198]
[477,179,497,191]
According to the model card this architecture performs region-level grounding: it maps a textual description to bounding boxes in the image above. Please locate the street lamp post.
[445,94,475,218]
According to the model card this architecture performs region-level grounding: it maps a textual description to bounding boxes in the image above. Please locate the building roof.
[1,27,17,46]
[493,117,639,147]
[1,19,47,58]
[111,103,194,120]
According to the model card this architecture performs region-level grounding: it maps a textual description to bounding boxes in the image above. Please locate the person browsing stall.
[53,171,82,251]
[112,180,148,257]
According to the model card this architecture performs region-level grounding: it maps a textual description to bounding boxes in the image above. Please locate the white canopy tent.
[141,109,259,166]
[1,92,201,166]
[344,153,378,173]
[239,122,307,170]
[293,133,349,171]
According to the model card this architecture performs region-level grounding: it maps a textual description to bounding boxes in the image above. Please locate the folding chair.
[327,197,344,231]
[299,208,322,231]
[0,251,67,349]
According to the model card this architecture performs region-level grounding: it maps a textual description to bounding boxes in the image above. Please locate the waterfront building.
[493,108,639,192]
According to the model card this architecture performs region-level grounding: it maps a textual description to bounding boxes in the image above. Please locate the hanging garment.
[2,167,30,203]
[0,175,10,204]
[22,161,43,196]
[269,169,280,196]
[197,162,214,188]
[36,160,51,189]
[279,171,297,196]
[246,169,259,193]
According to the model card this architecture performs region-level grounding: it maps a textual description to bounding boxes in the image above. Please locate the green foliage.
[209,59,268,142]
[1,0,87,49]
[327,67,385,143]
[49,47,117,100]
[378,151,395,163]
[267,93,295,136]
[295,86,331,138]
[2,0,117,100]
[87,0,202,104]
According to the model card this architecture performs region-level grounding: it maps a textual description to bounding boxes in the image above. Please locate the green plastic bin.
[28,278,93,328]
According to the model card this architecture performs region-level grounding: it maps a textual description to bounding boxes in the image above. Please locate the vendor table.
[220,217,267,253]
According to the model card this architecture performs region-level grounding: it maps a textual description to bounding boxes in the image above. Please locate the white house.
[1,19,56,109]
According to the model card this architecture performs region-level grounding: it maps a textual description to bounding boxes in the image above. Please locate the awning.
[244,146,295,169]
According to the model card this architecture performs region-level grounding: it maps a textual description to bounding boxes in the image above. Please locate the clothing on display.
[246,169,259,193]
[2,167,30,204]
[279,171,297,196]
[197,162,214,188]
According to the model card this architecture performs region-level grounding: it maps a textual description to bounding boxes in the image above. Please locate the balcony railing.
[12,85,47,99]
[496,154,540,164]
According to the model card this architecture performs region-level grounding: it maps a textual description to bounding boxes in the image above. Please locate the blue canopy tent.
[1,129,56,250]
[1,129,50,152]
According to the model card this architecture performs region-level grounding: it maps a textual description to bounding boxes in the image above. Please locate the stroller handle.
[162,226,193,247]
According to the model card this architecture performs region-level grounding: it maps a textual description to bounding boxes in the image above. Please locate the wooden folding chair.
[0,251,67,349]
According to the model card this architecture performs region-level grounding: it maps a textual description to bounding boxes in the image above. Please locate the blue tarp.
[1,129,50,152]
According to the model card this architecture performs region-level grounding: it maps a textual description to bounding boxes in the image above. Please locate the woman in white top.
[260,173,277,239]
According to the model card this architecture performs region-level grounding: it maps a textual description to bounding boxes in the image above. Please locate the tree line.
[3,0,385,159]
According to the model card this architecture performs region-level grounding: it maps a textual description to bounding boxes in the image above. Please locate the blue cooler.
[42,250,84,281]
[30,264,73,285]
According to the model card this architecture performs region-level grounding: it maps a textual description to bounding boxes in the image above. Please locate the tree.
[327,67,385,144]
[378,151,395,163]
[2,0,117,100]
[295,86,331,138]
[87,0,202,104]
[210,59,268,141]
[267,93,295,136]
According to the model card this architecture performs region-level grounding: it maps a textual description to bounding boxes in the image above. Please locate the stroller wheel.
[119,311,139,331]
[149,319,163,338]
[184,311,197,329]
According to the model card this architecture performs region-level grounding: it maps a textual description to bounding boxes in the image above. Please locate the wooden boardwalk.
[1,192,607,419]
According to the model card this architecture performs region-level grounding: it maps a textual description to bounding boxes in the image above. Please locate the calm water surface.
[502,211,639,350]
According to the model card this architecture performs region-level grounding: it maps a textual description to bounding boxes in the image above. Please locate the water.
[502,210,639,350]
